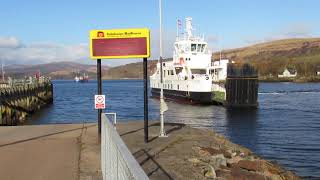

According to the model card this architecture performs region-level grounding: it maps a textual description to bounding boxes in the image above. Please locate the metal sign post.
[89,28,151,143]
[143,57,148,143]
[97,59,102,137]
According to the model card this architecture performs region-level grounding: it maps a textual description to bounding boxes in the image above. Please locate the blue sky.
[0,0,319,66]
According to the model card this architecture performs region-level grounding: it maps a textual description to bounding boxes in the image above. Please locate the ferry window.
[171,70,174,75]
[201,44,206,52]
[168,70,170,76]
[191,69,206,74]
[197,44,202,52]
[163,70,166,77]
[177,85,179,90]
[191,44,197,52]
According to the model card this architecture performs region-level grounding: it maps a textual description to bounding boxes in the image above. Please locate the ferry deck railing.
[101,113,149,180]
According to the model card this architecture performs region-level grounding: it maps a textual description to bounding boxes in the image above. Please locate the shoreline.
[51,78,320,83]
[117,120,300,179]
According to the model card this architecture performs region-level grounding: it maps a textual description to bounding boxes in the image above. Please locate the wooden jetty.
[0,77,53,125]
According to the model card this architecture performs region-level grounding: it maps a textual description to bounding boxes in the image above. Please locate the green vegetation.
[212,91,225,104]
[213,38,320,82]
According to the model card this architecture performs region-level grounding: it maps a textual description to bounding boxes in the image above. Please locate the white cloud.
[0,38,90,65]
[0,37,22,48]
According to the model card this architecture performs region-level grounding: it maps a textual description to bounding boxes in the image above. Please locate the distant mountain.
[5,61,109,79]
[4,38,320,80]
[102,59,172,79]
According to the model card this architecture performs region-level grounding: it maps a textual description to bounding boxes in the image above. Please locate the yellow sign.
[89,28,150,59]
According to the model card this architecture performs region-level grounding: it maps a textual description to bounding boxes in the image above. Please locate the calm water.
[28,80,320,179]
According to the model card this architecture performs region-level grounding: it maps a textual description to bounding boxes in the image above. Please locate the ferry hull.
[151,88,212,104]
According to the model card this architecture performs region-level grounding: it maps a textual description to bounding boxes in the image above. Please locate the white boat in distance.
[75,73,89,83]
[74,76,80,82]
[150,17,228,104]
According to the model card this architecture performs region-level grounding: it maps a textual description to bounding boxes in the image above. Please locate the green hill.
[213,38,320,77]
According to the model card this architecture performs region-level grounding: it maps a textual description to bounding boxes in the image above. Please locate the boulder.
[210,154,227,169]
[231,166,271,180]
[215,169,232,179]
[238,160,264,172]
[204,165,217,178]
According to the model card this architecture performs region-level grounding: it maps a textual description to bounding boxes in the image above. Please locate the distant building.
[317,66,320,76]
[278,67,297,78]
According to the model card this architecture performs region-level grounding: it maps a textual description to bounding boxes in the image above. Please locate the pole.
[159,0,166,137]
[1,60,4,82]
[97,59,102,137]
[143,58,148,143]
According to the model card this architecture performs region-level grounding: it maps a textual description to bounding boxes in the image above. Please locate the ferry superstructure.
[150,17,228,104]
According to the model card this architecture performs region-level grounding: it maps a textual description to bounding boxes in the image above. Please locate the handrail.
[101,113,149,180]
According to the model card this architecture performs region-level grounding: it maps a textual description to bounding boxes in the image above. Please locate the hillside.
[212,38,320,76]
[5,61,109,79]
[4,38,320,80]
[103,38,320,79]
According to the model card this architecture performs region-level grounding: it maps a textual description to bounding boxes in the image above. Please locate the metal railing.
[101,113,149,180]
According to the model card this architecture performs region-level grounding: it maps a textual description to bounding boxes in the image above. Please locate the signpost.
[95,95,105,109]
[90,28,150,143]
[90,29,150,59]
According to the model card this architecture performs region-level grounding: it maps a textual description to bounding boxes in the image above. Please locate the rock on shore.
[118,121,300,180]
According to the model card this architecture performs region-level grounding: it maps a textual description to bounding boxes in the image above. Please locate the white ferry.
[150,17,229,104]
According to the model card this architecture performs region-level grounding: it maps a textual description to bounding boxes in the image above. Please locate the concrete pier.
[0,121,300,180]
[0,123,102,180]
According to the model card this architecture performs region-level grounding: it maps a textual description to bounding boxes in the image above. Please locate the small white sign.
[95,95,105,109]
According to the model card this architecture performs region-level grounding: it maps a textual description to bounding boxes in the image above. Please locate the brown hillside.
[102,60,158,79]
[213,38,320,76]
[5,61,109,79]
